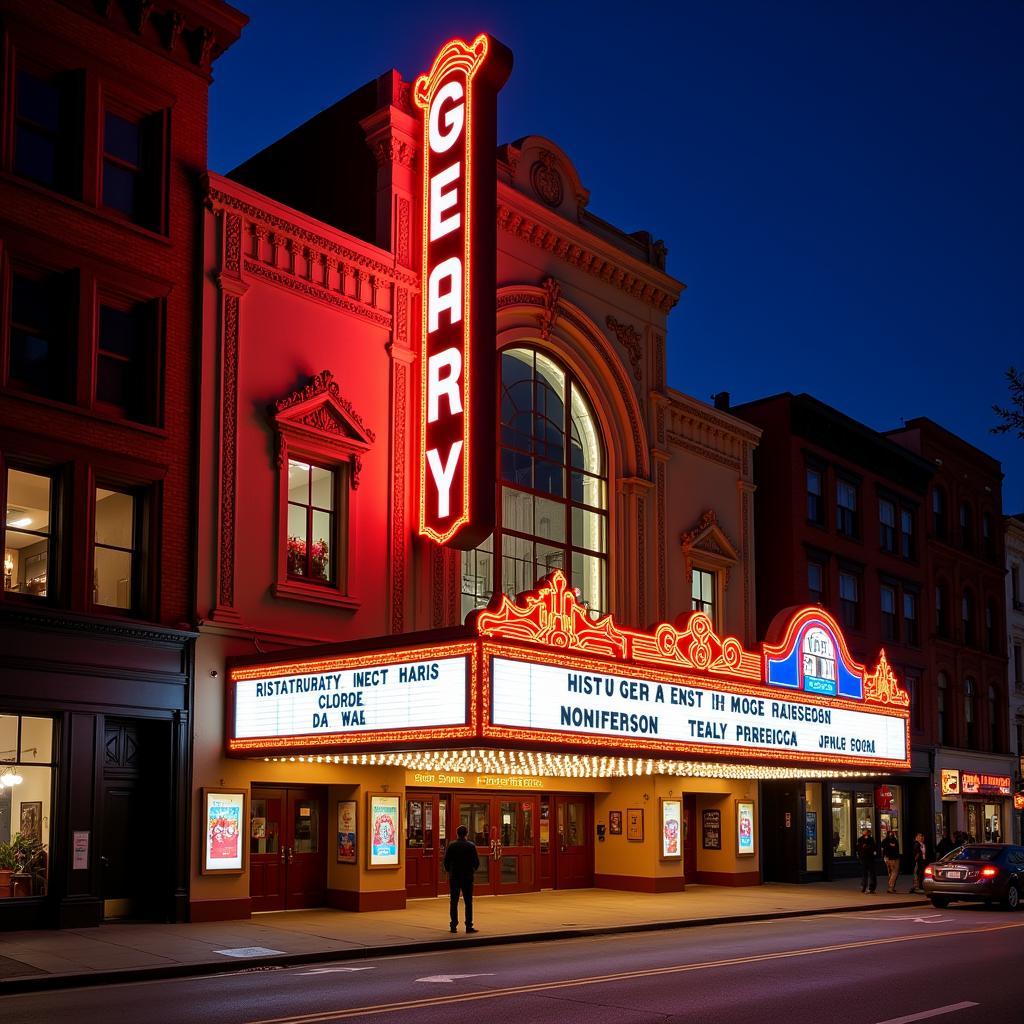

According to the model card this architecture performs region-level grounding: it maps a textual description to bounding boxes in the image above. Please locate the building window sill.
[271,580,360,610]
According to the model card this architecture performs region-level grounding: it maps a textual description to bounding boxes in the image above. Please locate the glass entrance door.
[452,794,540,895]
[250,786,326,911]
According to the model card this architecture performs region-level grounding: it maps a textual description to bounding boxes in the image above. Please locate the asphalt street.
[2,905,1021,1024]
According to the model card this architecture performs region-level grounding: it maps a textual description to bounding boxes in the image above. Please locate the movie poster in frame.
[19,801,42,843]
[608,810,623,836]
[367,792,401,869]
[200,788,247,874]
[626,807,644,842]
[660,798,682,860]
[736,799,756,857]
[337,800,357,864]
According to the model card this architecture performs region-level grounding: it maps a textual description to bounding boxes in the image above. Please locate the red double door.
[249,786,326,912]
[406,791,593,898]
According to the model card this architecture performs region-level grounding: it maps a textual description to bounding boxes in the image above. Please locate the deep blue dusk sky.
[209,1,1023,511]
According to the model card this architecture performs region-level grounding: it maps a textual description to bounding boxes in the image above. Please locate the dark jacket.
[855,834,877,864]
[935,837,955,859]
[443,838,480,882]
[881,835,900,861]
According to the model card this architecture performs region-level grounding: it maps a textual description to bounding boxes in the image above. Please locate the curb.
[0,896,931,996]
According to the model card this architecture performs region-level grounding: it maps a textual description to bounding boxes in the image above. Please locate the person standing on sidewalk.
[909,832,928,893]
[855,827,878,893]
[443,824,480,934]
[880,829,901,893]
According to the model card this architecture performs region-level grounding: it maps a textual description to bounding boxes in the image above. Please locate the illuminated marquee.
[414,35,512,547]
[226,571,910,770]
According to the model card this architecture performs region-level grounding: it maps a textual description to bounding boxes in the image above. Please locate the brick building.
[731,393,934,879]
[0,0,244,927]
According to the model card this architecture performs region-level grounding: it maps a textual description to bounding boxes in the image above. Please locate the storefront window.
[805,783,823,872]
[855,791,874,836]
[983,804,1002,843]
[831,790,852,857]
[0,714,54,899]
[878,786,902,840]
[461,347,607,621]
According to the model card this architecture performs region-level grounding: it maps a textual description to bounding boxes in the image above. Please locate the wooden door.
[553,795,593,889]
[250,786,325,911]
[683,795,697,882]
[405,793,439,898]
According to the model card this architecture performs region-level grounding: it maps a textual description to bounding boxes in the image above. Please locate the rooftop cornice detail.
[496,190,682,314]
[666,390,763,446]
[205,177,419,290]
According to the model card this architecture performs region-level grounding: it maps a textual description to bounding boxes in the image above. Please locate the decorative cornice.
[0,606,197,646]
[206,183,418,289]
[497,202,679,313]
[606,315,643,382]
[271,369,376,444]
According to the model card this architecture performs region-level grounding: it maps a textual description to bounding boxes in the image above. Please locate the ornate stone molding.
[530,151,564,207]
[274,369,376,443]
[681,508,740,589]
[390,362,408,634]
[497,203,678,314]
[606,315,643,382]
[539,277,561,341]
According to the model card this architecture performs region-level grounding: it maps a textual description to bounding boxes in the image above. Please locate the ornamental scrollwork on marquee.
[472,569,762,680]
[864,651,910,707]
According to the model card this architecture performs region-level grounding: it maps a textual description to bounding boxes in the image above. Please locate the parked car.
[923,844,1024,910]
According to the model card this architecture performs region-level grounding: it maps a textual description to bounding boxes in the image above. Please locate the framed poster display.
[19,801,42,842]
[660,798,682,860]
[608,810,623,836]
[337,800,357,864]
[626,807,644,842]
[702,808,722,850]
[736,800,756,857]
[805,810,818,856]
[200,788,247,874]
[367,792,401,869]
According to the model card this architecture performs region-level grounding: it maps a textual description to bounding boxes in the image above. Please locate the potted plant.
[10,833,45,898]
[0,841,16,897]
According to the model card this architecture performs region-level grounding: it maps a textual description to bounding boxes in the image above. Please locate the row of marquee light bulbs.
[258,749,876,781]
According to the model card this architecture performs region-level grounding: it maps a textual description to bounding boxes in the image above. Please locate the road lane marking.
[245,919,1024,1024]
[415,974,495,984]
[296,968,376,976]
[874,1002,978,1024]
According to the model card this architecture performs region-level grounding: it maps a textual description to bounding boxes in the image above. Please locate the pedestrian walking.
[881,829,901,893]
[935,828,955,859]
[909,832,927,893]
[855,827,877,893]
[443,824,479,933]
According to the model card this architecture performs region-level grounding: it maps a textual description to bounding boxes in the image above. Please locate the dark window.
[879,499,896,553]
[102,110,159,229]
[964,677,976,748]
[806,468,824,525]
[462,348,607,621]
[808,560,824,604]
[3,467,54,598]
[1014,644,1023,691]
[13,68,77,195]
[937,673,948,745]
[899,508,915,560]
[286,460,337,585]
[839,571,860,630]
[92,487,139,610]
[936,583,949,639]
[903,591,918,646]
[988,685,999,753]
[1013,564,1022,611]
[906,671,922,732]
[962,591,974,646]
[985,602,997,654]
[836,480,858,538]
[8,269,73,401]
[959,502,972,551]
[880,584,898,642]
[932,487,946,540]
[96,300,155,422]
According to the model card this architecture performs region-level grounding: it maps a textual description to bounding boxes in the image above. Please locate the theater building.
[191,36,909,921]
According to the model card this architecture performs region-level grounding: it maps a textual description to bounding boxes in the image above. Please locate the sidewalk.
[0,877,929,994]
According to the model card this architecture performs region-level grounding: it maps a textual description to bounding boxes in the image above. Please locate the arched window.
[932,487,946,540]
[937,672,948,746]
[961,589,974,646]
[964,677,976,748]
[988,684,999,753]
[460,347,608,620]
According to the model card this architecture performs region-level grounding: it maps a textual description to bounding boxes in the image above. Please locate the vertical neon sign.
[414,34,512,547]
